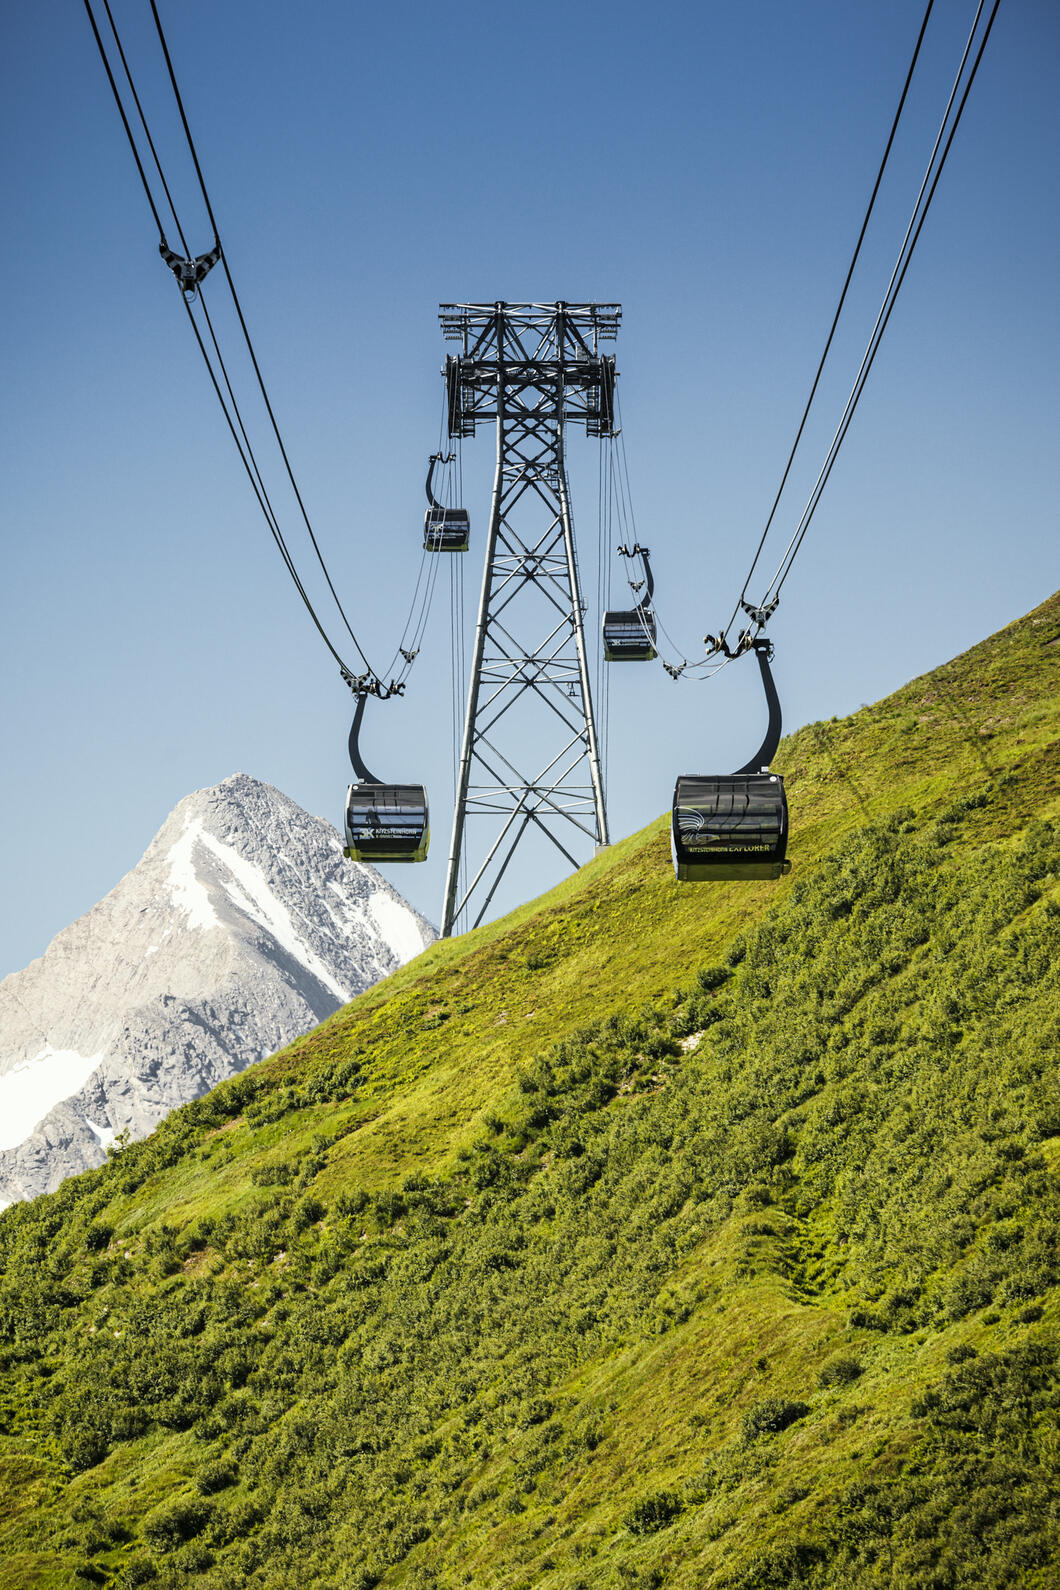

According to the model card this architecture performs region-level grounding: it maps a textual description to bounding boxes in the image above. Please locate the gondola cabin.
[605,542,657,661]
[343,693,429,863]
[602,606,658,662]
[671,772,789,881]
[671,636,791,883]
[423,506,469,552]
[423,452,469,550]
[344,782,429,863]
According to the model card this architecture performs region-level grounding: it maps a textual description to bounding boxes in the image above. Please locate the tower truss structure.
[440,302,620,938]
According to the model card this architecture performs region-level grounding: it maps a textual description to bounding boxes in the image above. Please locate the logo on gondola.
[686,841,772,854]
[679,810,724,845]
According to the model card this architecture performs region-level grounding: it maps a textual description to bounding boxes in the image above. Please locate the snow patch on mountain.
[367,887,434,965]
[83,1116,118,1151]
[194,823,350,1003]
[0,1047,105,1151]
[165,817,220,933]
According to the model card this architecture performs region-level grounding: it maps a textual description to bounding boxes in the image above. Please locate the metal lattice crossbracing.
[440,302,620,937]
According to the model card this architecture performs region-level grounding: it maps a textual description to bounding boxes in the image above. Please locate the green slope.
[1,594,1058,1590]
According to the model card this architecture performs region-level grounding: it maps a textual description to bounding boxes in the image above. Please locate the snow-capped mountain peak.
[0,774,435,1204]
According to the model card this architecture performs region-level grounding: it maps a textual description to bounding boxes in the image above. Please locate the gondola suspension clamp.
[158,234,221,300]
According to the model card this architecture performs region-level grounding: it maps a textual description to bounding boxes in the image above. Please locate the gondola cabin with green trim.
[671,638,790,883]
[423,451,469,552]
[343,693,430,864]
[603,543,658,661]
[344,783,429,864]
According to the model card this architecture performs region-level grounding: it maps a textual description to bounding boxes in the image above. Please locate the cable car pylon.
[439,302,619,937]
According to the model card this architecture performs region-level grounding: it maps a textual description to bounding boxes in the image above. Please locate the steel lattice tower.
[440,302,620,938]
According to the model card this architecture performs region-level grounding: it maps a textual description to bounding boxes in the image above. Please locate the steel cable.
[83,0,377,680]
[87,0,312,614]
[147,0,378,676]
[757,0,1000,610]
[717,0,938,649]
[179,302,355,672]
[88,0,453,695]
[96,0,311,647]
[81,0,166,236]
[606,394,720,677]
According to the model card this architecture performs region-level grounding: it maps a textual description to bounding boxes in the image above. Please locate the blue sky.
[1,0,1057,977]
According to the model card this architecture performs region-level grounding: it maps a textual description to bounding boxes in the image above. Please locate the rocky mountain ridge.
[0,774,435,1203]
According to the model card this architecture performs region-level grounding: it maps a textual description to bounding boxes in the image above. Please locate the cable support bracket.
[740,597,779,628]
[158,233,222,300]
[703,632,738,659]
[705,596,779,659]
[704,632,749,659]
[340,669,406,701]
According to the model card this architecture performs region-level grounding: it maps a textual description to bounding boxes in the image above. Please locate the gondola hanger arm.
[425,451,456,510]
[617,543,654,607]
[733,639,783,775]
[348,692,381,785]
[637,546,654,607]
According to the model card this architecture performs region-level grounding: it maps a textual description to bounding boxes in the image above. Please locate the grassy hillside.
[1,594,1058,1590]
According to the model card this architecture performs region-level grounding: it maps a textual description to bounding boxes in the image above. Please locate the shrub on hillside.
[818,1355,863,1389]
[624,1488,684,1535]
[742,1398,810,1440]
[1,796,1058,1586]
[116,1557,156,1587]
[195,1460,236,1495]
[730,1538,823,1587]
[141,1498,210,1553]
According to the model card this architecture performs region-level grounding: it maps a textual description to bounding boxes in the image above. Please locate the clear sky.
[1,0,1057,978]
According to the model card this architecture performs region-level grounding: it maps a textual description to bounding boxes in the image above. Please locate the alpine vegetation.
[0,596,1057,1589]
